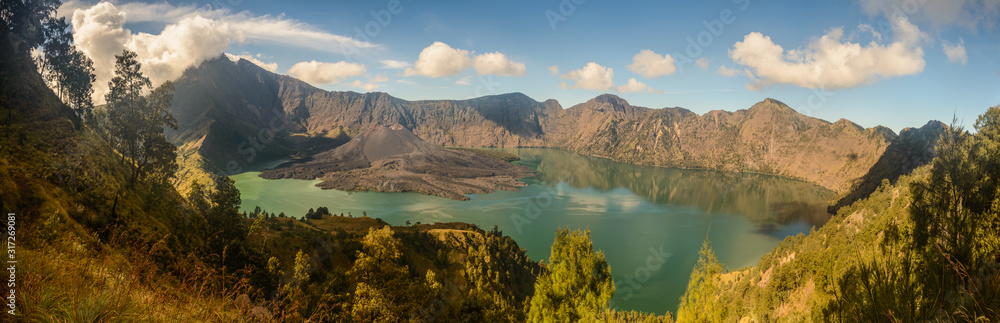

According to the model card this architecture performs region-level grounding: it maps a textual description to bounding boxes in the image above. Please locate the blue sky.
[62,0,1000,132]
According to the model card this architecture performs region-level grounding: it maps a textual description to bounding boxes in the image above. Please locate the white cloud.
[473,52,526,76]
[380,60,410,69]
[728,17,927,90]
[627,50,677,78]
[548,65,559,75]
[73,4,236,102]
[716,65,741,77]
[225,53,278,72]
[615,78,662,93]
[287,60,366,85]
[942,39,968,64]
[124,15,235,84]
[350,75,387,92]
[858,0,1000,30]
[560,62,615,91]
[402,42,526,78]
[67,1,379,103]
[455,75,474,85]
[403,42,472,78]
[63,0,376,54]
[695,58,711,71]
[71,2,129,103]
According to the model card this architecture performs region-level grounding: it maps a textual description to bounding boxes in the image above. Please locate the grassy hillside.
[674,111,1000,322]
[1,29,253,321]
[0,29,558,322]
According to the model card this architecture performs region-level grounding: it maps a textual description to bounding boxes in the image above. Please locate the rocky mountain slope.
[549,96,896,193]
[169,56,897,194]
[828,120,945,213]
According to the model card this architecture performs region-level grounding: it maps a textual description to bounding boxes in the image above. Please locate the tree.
[349,226,439,322]
[284,250,313,295]
[37,16,95,119]
[677,239,727,322]
[204,175,245,243]
[314,206,329,218]
[527,228,614,322]
[906,110,1000,320]
[1,0,60,51]
[910,120,999,269]
[64,46,95,119]
[349,226,410,322]
[463,226,541,322]
[105,49,178,187]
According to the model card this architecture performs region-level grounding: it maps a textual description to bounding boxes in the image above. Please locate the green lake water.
[232,148,836,315]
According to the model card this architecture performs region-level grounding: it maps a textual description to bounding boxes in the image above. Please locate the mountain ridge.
[168,55,897,194]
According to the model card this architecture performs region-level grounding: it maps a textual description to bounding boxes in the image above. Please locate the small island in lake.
[259,123,534,200]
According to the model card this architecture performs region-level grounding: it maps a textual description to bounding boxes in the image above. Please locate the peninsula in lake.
[259,123,533,200]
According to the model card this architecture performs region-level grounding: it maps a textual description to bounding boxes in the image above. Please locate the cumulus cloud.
[548,65,559,75]
[728,16,927,90]
[716,65,741,77]
[350,75,388,92]
[942,39,968,64]
[73,4,237,102]
[72,2,130,102]
[695,58,711,71]
[616,78,662,93]
[287,60,366,85]
[454,75,474,85]
[858,0,1000,30]
[473,52,526,76]
[560,62,615,91]
[225,53,278,72]
[402,42,527,78]
[126,16,236,83]
[380,60,410,69]
[63,0,376,54]
[68,1,378,103]
[403,42,472,77]
[627,50,677,78]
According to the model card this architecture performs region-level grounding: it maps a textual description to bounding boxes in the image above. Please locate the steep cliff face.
[543,98,895,193]
[169,56,897,193]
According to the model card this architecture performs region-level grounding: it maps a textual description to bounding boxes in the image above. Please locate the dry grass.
[19,231,260,322]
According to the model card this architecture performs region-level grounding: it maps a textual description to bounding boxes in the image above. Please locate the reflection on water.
[513,148,836,233]
[233,148,837,315]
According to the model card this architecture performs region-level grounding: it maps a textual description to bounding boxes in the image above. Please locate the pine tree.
[37,16,94,119]
[677,239,726,322]
[349,226,409,322]
[527,228,614,322]
[105,49,177,187]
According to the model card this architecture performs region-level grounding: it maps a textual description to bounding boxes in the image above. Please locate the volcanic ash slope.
[259,123,534,200]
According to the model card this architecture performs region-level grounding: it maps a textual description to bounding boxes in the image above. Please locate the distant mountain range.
[167,55,939,197]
